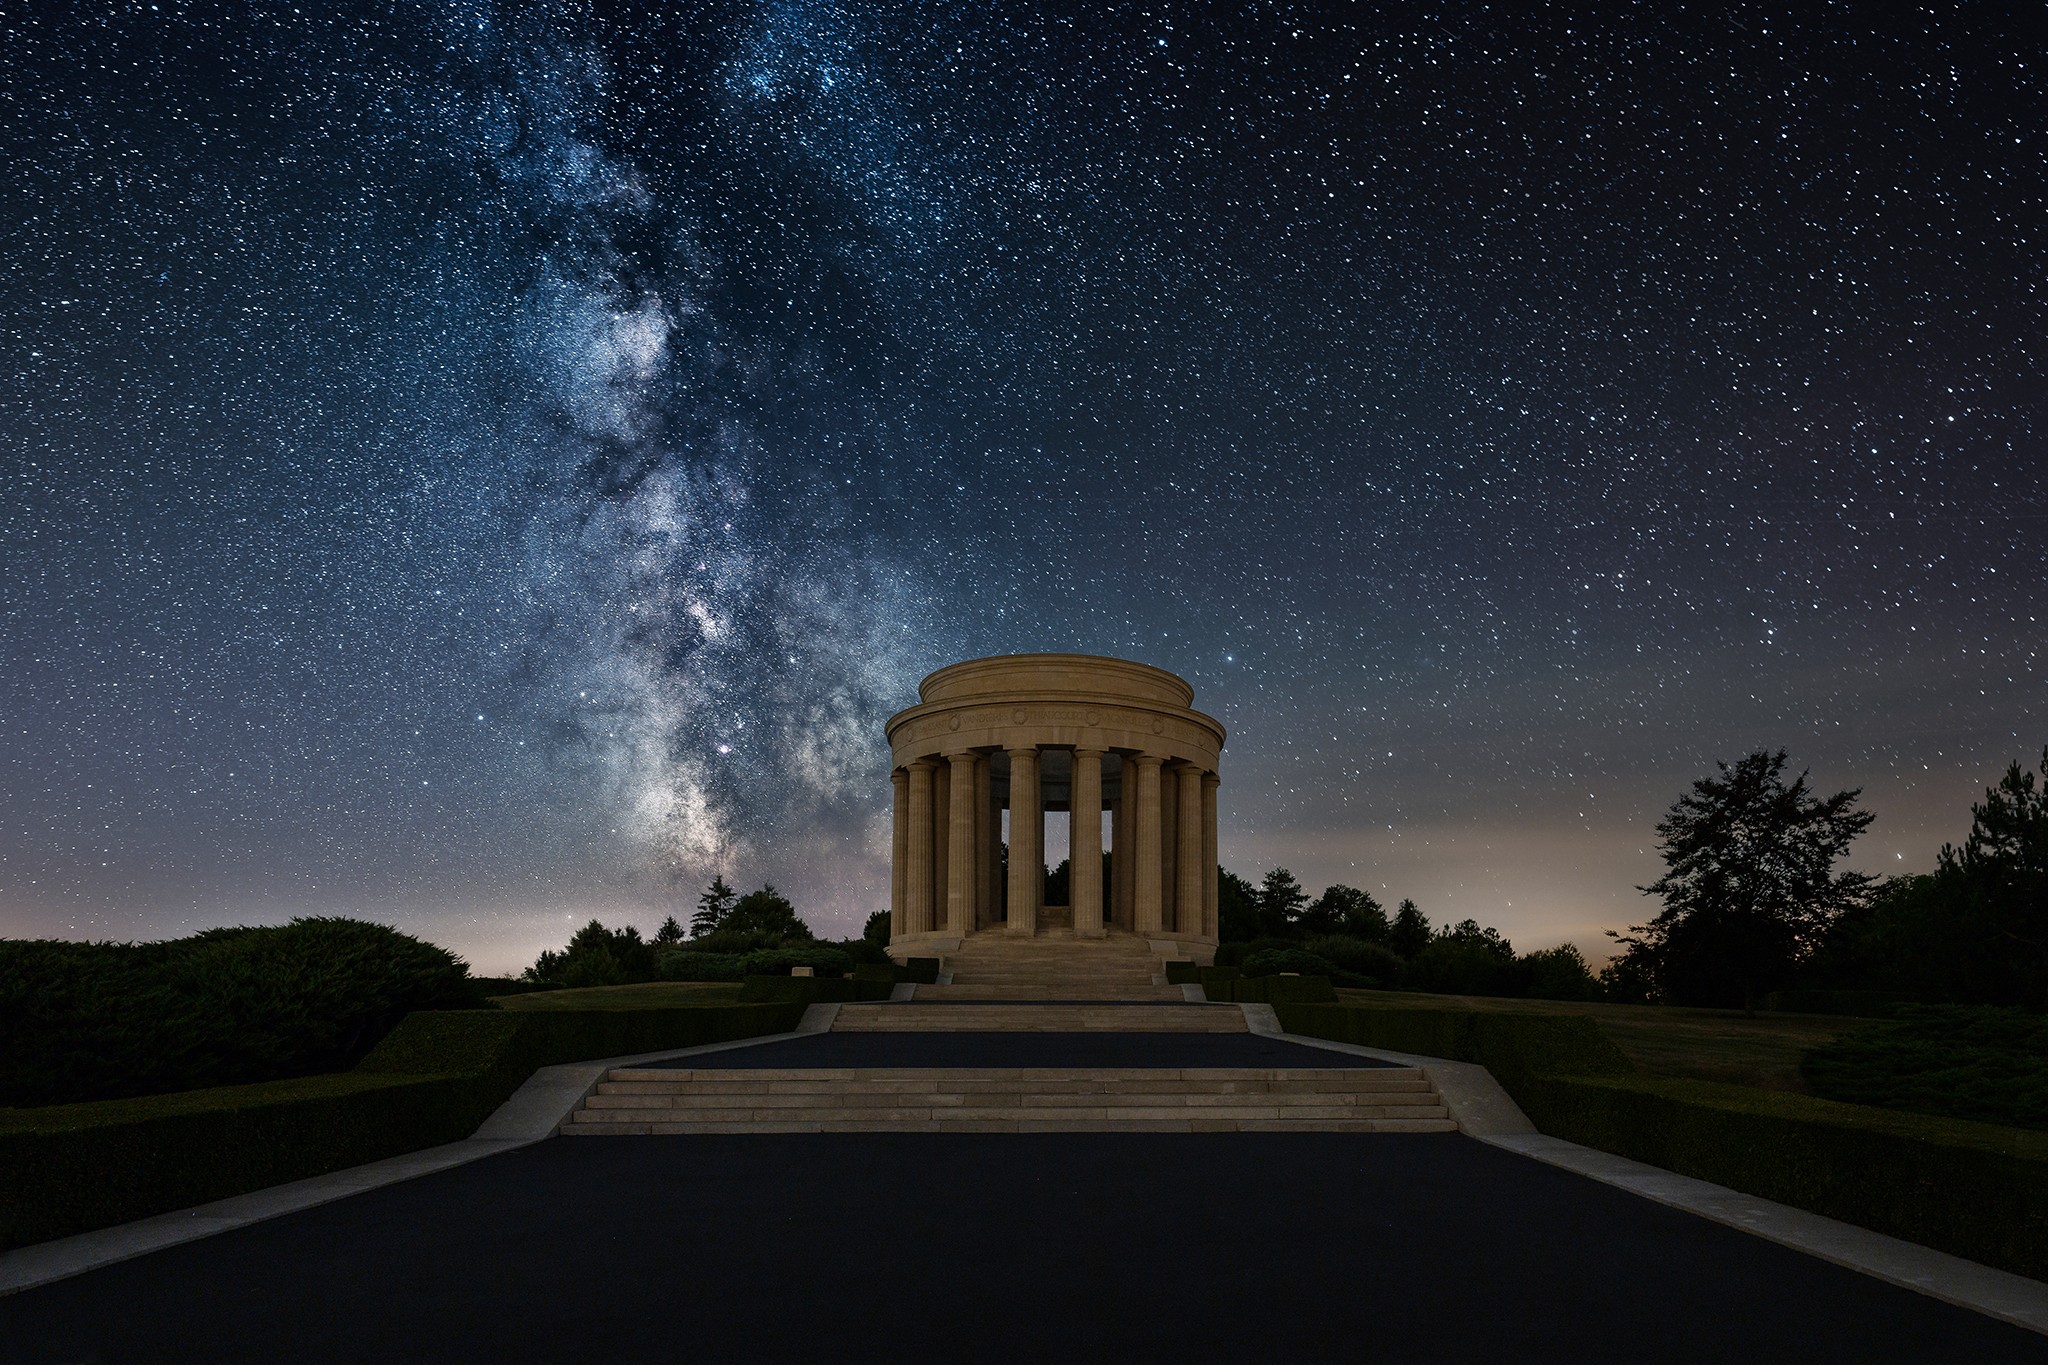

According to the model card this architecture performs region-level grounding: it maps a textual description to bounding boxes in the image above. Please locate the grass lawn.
[493,981,745,1011]
[1332,988,1863,1093]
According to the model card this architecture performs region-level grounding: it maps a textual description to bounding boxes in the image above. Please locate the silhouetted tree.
[720,885,811,942]
[1936,746,2048,1007]
[1404,919,1516,995]
[1303,885,1390,941]
[1390,899,1431,958]
[1258,868,1308,936]
[1044,858,1071,906]
[527,919,658,987]
[1616,750,1874,1011]
[1514,943,1602,1001]
[1218,869,1260,942]
[691,875,738,938]
[862,910,891,952]
[653,915,686,948]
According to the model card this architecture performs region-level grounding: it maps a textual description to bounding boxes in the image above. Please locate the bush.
[1240,947,1338,978]
[1303,936,1405,986]
[656,950,747,982]
[1,1002,805,1252]
[0,919,485,1108]
[1802,1005,2048,1130]
[741,946,855,977]
[526,920,659,987]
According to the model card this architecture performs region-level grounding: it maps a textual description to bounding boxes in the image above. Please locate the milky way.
[3,4,2042,972]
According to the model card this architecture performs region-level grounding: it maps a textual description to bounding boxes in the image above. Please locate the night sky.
[3,3,2041,975]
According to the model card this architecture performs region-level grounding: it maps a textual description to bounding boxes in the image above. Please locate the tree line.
[523,742,2047,1013]
[1606,745,2048,1013]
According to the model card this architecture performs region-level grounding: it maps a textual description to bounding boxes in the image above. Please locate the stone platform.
[918,925,1185,1001]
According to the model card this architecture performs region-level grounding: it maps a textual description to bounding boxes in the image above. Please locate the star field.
[2,3,2042,972]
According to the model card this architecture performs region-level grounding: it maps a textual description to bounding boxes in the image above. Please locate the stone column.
[1131,754,1164,934]
[946,752,976,935]
[1007,745,1041,935]
[906,759,936,934]
[1176,762,1204,939]
[890,767,909,937]
[1110,779,1131,930]
[1159,761,1180,931]
[1071,747,1105,938]
[1202,771,1220,940]
[932,757,952,933]
[973,754,994,929]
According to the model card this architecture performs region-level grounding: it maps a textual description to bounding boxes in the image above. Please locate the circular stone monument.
[884,653,1225,962]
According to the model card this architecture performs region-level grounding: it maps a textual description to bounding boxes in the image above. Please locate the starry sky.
[3,3,2042,975]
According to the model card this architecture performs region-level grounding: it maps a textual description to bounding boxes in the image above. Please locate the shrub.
[1302,935,1405,986]
[1240,947,1338,979]
[738,946,854,977]
[656,950,747,982]
[0,919,485,1108]
[1802,1005,2048,1131]
[525,920,658,987]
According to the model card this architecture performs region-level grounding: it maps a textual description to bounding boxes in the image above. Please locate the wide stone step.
[830,1003,1241,1032]
[562,1067,1455,1134]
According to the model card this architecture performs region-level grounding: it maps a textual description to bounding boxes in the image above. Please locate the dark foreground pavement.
[3,1130,2038,1363]
[654,1028,1398,1068]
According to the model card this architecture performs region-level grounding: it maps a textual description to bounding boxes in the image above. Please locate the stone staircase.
[830,1003,1244,1032]
[561,1066,1456,1134]
[920,927,1179,1001]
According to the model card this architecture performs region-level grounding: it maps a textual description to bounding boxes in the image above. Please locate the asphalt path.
[3,1128,2039,1362]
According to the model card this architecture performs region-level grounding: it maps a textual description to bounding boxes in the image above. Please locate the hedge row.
[1,1002,804,1252]
[1164,964,1338,1003]
[848,958,941,986]
[736,975,896,1004]
[1272,1003,2048,1283]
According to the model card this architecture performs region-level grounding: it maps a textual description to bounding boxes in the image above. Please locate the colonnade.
[889,748,1219,944]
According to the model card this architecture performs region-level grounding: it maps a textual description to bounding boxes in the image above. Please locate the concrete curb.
[0,1005,842,1298]
[1238,1004,2048,1338]
[1181,983,1208,1003]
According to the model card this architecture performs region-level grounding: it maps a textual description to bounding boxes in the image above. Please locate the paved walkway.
[2,1124,2039,1363]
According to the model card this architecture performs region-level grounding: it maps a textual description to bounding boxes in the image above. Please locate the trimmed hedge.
[1207,974,1338,1005]
[735,975,895,1004]
[1273,1002,2048,1282]
[0,1002,803,1252]
[1164,962,1200,985]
